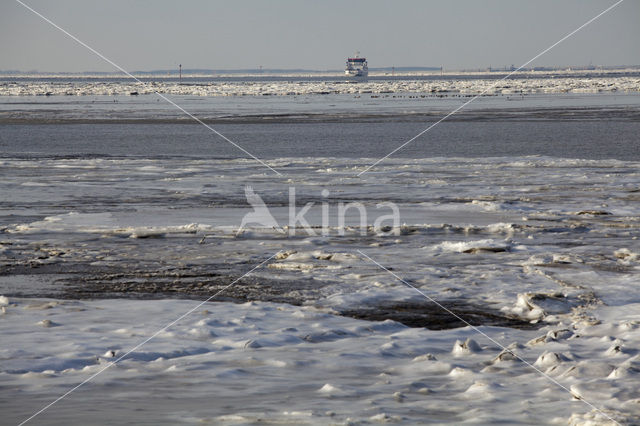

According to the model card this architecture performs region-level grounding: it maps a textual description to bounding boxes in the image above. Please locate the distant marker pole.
[179,63,182,81]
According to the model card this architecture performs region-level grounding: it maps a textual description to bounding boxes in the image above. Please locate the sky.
[1,0,639,73]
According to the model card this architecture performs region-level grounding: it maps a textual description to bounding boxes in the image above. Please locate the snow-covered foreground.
[2,295,639,425]
[1,76,638,97]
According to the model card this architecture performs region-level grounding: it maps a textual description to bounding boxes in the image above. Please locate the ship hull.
[344,70,368,80]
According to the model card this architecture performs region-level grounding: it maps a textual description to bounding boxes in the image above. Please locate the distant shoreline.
[1,65,640,79]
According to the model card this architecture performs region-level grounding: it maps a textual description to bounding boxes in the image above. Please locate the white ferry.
[345,53,368,79]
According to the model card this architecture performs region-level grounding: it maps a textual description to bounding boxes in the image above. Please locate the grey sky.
[1,0,638,72]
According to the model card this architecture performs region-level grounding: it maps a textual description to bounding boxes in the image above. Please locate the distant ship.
[345,53,368,79]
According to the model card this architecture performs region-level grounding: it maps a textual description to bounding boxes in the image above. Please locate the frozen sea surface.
[1,85,639,424]
[2,154,639,423]
[1,73,639,97]
[2,297,639,425]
